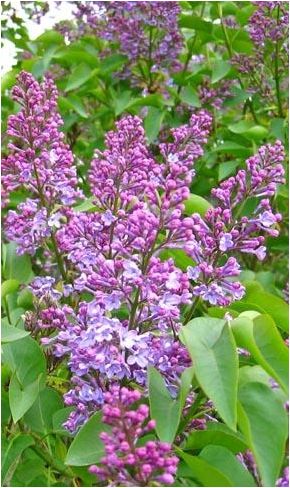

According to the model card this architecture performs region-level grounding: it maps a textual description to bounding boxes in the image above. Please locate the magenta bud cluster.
[88,385,179,486]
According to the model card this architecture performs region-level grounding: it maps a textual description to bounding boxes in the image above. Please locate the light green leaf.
[184,422,248,454]
[180,318,238,430]
[211,60,231,83]
[1,279,19,299]
[144,107,165,143]
[9,373,43,423]
[65,411,110,466]
[2,336,46,386]
[148,366,194,443]
[184,194,212,216]
[199,445,256,486]
[232,314,288,393]
[3,242,33,283]
[1,324,30,343]
[24,387,63,433]
[180,87,201,107]
[1,434,34,485]
[238,381,288,487]
[177,450,232,486]
[65,64,93,91]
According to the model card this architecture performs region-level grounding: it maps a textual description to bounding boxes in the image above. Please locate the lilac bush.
[2,3,288,487]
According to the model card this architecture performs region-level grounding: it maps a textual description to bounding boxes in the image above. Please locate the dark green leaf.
[177,450,232,486]
[1,434,34,485]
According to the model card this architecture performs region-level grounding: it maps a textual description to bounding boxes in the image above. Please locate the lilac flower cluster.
[88,385,179,486]
[232,2,288,105]
[185,140,285,306]
[198,78,233,110]
[62,2,183,90]
[2,71,82,255]
[276,467,289,487]
[249,2,289,46]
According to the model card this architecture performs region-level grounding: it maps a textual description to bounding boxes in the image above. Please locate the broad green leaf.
[23,387,63,433]
[1,434,34,485]
[17,288,33,309]
[65,64,93,91]
[1,279,19,299]
[211,60,231,83]
[67,94,88,118]
[235,282,289,332]
[232,314,288,393]
[185,422,248,454]
[180,87,201,107]
[180,318,238,430]
[177,450,232,486]
[179,15,213,33]
[238,381,288,487]
[35,29,63,46]
[199,445,256,486]
[184,194,212,216]
[65,411,110,466]
[212,142,251,157]
[228,120,255,134]
[9,373,43,423]
[114,90,132,115]
[1,324,30,343]
[99,54,127,74]
[3,242,33,283]
[144,107,165,143]
[148,366,194,443]
[2,336,46,386]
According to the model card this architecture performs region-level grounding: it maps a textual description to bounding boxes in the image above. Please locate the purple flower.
[88,385,179,486]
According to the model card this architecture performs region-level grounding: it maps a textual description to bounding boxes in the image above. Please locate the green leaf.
[228,121,268,141]
[179,15,213,33]
[184,194,212,216]
[35,29,63,46]
[65,64,93,91]
[235,283,289,332]
[159,249,194,271]
[1,324,30,343]
[238,381,288,487]
[99,54,127,74]
[228,120,255,134]
[180,87,201,107]
[1,434,34,485]
[144,107,165,143]
[3,242,33,283]
[212,142,251,157]
[23,387,63,433]
[184,422,248,454]
[177,450,232,486]
[148,366,194,443]
[2,336,46,386]
[211,60,231,83]
[67,94,88,118]
[199,445,256,486]
[65,411,110,466]
[73,197,99,213]
[113,90,132,116]
[232,313,288,393]
[9,373,43,423]
[1,279,19,299]
[180,318,238,430]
